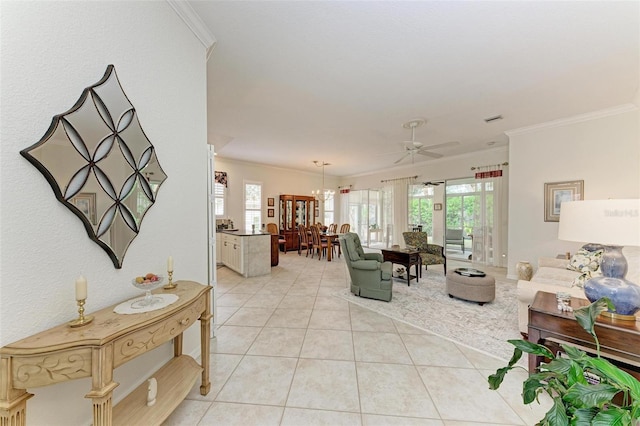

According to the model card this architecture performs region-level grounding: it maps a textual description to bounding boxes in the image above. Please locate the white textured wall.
[0,2,208,424]
[507,107,640,278]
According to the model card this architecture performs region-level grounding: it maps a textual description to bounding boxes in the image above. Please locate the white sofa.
[516,248,640,335]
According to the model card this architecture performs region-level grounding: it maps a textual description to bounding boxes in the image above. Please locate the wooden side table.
[528,291,640,380]
[381,249,421,286]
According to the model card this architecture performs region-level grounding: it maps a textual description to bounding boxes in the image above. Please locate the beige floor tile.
[478,368,552,426]
[281,407,361,426]
[212,325,260,354]
[350,306,397,332]
[362,414,444,425]
[279,294,317,309]
[357,362,438,418]
[417,366,523,424]
[317,286,342,297]
[243,293,285,309]
[456,344,508,370]
[308,309,352,330]
[216,292,253,307]
[265,308,312,328]
[215,306,238,326]
[247,327,306,357]
[162,399,210,425]
[197,402,283,426]
[224,307,274,327]
[287,359,360,412]
[314,295,350,311]
[393,319,428,334]
[401,334,473,368]
[216,355,297,405]
[300,329,354,360]
[353,331,412,364]
[185,353,243,401]
[287,285,320,296]
[225,283,265,294]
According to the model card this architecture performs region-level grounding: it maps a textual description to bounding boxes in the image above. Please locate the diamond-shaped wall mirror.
[21,65,167,268]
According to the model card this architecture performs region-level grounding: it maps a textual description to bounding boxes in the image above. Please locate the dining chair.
[266,222,287,253]
[328,223,337,234]
[297,224,311,257]
[310,225,328,260]
[335,223,350,258]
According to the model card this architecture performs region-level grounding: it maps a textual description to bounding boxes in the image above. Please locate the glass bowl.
[131,275,165,308]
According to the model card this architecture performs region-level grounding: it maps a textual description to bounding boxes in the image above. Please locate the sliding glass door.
[347,189,389,248]
[408,184,434,237]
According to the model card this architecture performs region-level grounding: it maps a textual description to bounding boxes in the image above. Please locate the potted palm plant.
[488,298,640,425]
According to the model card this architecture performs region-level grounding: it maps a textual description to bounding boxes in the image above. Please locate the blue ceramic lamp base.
[583,245,640,321]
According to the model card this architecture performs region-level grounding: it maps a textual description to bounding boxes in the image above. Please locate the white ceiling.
[189,1,639,177]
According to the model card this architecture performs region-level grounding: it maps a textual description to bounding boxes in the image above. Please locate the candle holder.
[163,270,176,290]
[69,299,94,328]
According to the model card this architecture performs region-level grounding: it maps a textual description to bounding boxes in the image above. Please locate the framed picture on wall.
[268,208,274,217]
[433,203,442,211]
[70,192,97,225]
[267,198,275,207]
[544,180,583,222]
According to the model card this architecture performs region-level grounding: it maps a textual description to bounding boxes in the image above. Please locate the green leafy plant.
[488,298,640,425]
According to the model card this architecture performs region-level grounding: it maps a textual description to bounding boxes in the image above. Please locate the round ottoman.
[446,272,495,305]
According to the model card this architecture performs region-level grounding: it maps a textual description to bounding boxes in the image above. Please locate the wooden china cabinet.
[279,195,317,251]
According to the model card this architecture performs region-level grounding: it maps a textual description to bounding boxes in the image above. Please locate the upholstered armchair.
[339,232,393,302]
[402,232,447,275]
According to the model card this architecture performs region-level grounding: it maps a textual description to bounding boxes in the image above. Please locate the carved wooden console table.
[0,280,212,426]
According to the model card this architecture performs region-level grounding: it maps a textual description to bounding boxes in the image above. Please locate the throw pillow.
[567,248,604,287]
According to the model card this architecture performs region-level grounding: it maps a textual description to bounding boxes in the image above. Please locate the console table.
[0,280,212,426]
[528,291,640,380]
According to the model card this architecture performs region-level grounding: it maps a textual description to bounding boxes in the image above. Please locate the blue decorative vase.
[583,276,640,318]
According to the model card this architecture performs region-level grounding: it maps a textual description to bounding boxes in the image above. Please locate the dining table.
[322,233,341,261]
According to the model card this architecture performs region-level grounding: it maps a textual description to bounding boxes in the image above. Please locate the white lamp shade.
[558,199,640,247]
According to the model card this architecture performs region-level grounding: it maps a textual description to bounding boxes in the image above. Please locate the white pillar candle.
[167,256,174,272]
[75,276,87,301]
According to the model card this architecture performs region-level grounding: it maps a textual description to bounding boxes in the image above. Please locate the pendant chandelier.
[311,160,335,202]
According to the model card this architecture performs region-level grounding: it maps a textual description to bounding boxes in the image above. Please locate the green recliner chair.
[339,232,393,302]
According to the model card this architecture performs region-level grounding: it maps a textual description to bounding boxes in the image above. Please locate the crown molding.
[167,0,217,53]
[505,103,638,137]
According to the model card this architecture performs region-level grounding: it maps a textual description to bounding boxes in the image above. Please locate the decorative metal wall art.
[21,65,167,268]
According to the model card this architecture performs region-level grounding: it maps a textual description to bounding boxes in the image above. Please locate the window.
[323,192,334,225]
[214,182,225,216]
[244,182,262,230]
[408,185,434,235]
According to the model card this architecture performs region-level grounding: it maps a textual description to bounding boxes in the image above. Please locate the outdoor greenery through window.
[244,182,262,230]
[445,181,493,235]
[408,185,434,236]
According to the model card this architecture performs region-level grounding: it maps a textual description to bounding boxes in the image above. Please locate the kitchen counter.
[216,231,271,277]
[218,229,271,237]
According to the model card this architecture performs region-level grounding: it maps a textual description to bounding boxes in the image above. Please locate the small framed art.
[267,198,275,207]
[433,203,442,211]
[544,180,583,222]
[268,208,275,217]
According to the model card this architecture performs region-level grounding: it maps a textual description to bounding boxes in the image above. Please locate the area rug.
[335,270,522,362]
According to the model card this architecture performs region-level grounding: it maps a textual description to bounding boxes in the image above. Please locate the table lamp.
[558,199,640,320]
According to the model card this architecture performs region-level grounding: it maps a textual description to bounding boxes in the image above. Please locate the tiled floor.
[164,251,551,426]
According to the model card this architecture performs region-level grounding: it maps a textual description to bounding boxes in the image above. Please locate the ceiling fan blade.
[394,152,411,164]
[417,150,443,159]
[421,141,459,150]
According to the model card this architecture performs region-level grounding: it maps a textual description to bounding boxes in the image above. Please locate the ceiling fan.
[392,119,459,165]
